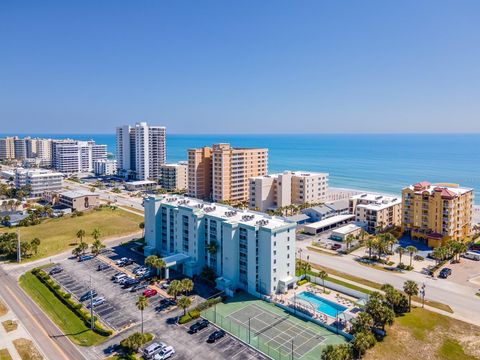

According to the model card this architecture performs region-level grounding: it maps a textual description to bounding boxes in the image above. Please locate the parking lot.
[45,243,267,359]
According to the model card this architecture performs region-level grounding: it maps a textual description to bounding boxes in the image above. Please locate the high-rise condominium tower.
[116,122,166,180]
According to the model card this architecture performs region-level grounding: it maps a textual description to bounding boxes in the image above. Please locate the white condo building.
[144,195,297,296]
[14,168,63,197]
[93,159,117,176]
[52,140,107,173]
[116,122,166,180]
[249,171,329,211]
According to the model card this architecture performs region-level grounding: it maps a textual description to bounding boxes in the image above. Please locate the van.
[143,342,166,359]
[463,251,480,261]
[113,273,127,283]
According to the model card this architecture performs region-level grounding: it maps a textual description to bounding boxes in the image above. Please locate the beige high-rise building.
[187,146,213,200]
[160,162,188,191]
[349,193,402,233]
[402,181,474,247]
[0,137,15,159]
[187,144,268,202]
[249,171,329,211]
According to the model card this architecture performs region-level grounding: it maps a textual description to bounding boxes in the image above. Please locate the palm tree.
[345,235,354,252]
[177,295,192,316]
[358,229,368,243]
[180,278,194,295]
[167,279,182,300]
[352,331,376,358]
[76,229,86,245]
[321,344,352,360]
[365,237,375,259]
[91,228,101,241]
[403,280,419,312]
[395,246,406,265]
[318,270,328,292]
[136,295,148,333]
[30,237,41,255]
[154,257,166,279]
[78,241,89,255]
[145,255,158,270]
[383,233,398,253]
[406,245,418,267]
[91,239,105,256]
[72,247,82,258]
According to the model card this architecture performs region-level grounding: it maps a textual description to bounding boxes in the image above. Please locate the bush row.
[31,268,113,336]
[178,296,223,324]
[296,279,308,286]
[179,310,201,324]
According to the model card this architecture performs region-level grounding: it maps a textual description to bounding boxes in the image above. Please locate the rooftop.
[405,182,473,198]
[15,168,63,177]
[303,214,355,230]
[251,170,329,180]
[146,195,295,231]
[60,190,98,198]
[125,180,157,185]
[351,193,401,210]
[332,223,362,235]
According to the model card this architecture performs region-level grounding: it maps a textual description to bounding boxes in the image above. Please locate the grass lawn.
[12,339,43,360]
[365,307,480,360]
[2,320,17,332]
[0,349,13,360]
[19,271,108,346]
[0,299,7,316]
[0,208,142,262]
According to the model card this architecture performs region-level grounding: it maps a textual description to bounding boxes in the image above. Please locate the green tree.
[30,237,41,255]
[365,292,395,331]
[403,280,419,312]
[395,246,406,265]
[121,332,145,353]
[20,241,31,258]
[351,312,374,334]
[345,235,355,252]
[76,229,86,244]
[136,295,148,334]
[365,237,375,259]
[352,331,376,358]
[91,228,101,241]
[167,279,182,300]
[321,344,353,360]
[91,239,105,256]
[180,278,194,295]
[153,257,166,279]
[72,246,82,258]
[406,245,418,267]
[318,270,328,292]
[177,295,192,316]
[78,241,88,255]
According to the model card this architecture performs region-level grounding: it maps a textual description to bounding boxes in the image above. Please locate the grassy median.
[19,271,107,346]
[1,207,142,262]
[365,307,480,360]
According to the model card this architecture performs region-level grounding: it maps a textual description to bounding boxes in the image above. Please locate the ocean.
[4,133,480,203]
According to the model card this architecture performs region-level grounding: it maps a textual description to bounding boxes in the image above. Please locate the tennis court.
[202,293,347,360]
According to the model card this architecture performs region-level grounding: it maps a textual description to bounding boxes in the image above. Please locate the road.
[0,266,86,360]
[297,240,480,326]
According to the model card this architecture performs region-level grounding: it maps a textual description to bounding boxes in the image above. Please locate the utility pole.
[16,229,21,263]
[291,338,294,360]
[420,283,426,308]
[248,317,251,344]
[90,276,94,330]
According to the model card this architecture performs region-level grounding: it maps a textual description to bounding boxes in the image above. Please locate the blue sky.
[1,1,479,134]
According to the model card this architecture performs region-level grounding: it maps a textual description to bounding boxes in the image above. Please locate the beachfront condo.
[187,143,268,203]
[249,171,329,211]
[144,195,296,296]
[402,181,474,247]
[14,168,64,197]
[0,137,16,160]
[116,122,166,180]
[159,162,188,191]
[52,139,107,173]
[349,193,402,233]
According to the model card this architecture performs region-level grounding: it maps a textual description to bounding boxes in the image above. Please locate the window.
[274,259,276,264]
[273,268,277,273]
[274,241,276,246]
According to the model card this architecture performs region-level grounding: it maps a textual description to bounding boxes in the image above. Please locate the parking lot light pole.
[90,276,94,330]
[248,317,251,344]
[420,283,426,308]
[291,339,294,360]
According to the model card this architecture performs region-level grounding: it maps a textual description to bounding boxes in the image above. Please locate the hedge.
[296,279,308,286]
[179,310,200,324]
[31,268,113,336]
[195,296,222,312]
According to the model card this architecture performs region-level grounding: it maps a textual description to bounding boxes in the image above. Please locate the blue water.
[3,133,480,203]
[296,291,347,317]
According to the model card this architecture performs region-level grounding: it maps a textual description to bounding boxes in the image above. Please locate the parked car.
[79,255,93,262]
[87,296,105,308]
[153,346,175,360]
[80,289,98,302]
[122,279,140,289]
[189,319,209,333]
[439,268,452,278]
[118,276,134,285]
[143,342,166,359]
[130,283,149,292]
[331,243,342,251]
[463,251,480,261]
[49,266,63,275]
[143,289,158,298]
[161,282,170,290]
[207,330,225,343]
[112,273,127,283]
[97,263,110,271]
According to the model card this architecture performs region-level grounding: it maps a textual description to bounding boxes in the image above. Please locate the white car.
[87,296,105,308]
[143,342,167,359]
[154,346,175,360]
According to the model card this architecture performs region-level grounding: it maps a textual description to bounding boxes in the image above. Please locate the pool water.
[295,291,347,317]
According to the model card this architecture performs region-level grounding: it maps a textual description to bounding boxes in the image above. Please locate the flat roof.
[146,195,295,231]
[125,180,157,185]
[332,223,361,235]
[304,214,355,230]
[60,190,98,198]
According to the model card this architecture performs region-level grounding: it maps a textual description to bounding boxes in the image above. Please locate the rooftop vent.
[225,210,237,217]
[204,206,216,213]
[242,214,255,221]
[256,219,269,226]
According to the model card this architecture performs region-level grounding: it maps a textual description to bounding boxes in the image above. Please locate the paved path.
[297,240,480,326]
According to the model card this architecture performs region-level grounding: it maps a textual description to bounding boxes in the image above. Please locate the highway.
[298,240,480,325]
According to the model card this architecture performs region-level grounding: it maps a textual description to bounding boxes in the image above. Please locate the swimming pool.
[295,291,347,317]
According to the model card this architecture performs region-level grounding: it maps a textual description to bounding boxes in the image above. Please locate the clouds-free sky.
[1,0,479,134]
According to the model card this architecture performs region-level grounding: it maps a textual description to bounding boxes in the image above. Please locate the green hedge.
[31,268,112,336]
[179,310,200,324]
[195,296,222,312]
[296,279,308,286]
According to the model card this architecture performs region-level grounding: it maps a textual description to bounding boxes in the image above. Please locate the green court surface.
[202,292,347,360]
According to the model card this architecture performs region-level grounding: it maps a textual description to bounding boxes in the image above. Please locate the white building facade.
[249,171,329,211]
[93,159,117,176]
[116,122,166,180]
[14,168,63,197]
[52,140,107,173]
[144,195,297,296]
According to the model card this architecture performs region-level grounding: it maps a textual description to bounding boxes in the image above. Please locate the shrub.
[414,255,424,261]
[296,279,308,286]
[179,310,200,324]
[63,293,71,299]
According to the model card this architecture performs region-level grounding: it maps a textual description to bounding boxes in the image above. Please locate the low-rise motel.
[144,195,297,296]
[402,181,474,247]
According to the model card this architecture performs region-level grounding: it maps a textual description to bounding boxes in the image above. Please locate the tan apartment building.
[402,181,474,247]
[187,143,268,202]
[160,162,188,191]
[249,171,329,211]
[0,137,16,160]
[349,193,402,233]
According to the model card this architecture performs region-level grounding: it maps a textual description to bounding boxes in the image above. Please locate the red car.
[143,289,157,297]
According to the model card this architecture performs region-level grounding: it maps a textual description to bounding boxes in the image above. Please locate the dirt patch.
[12,339,43,360]
[1,320,17,332]
[0,299,8,316]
